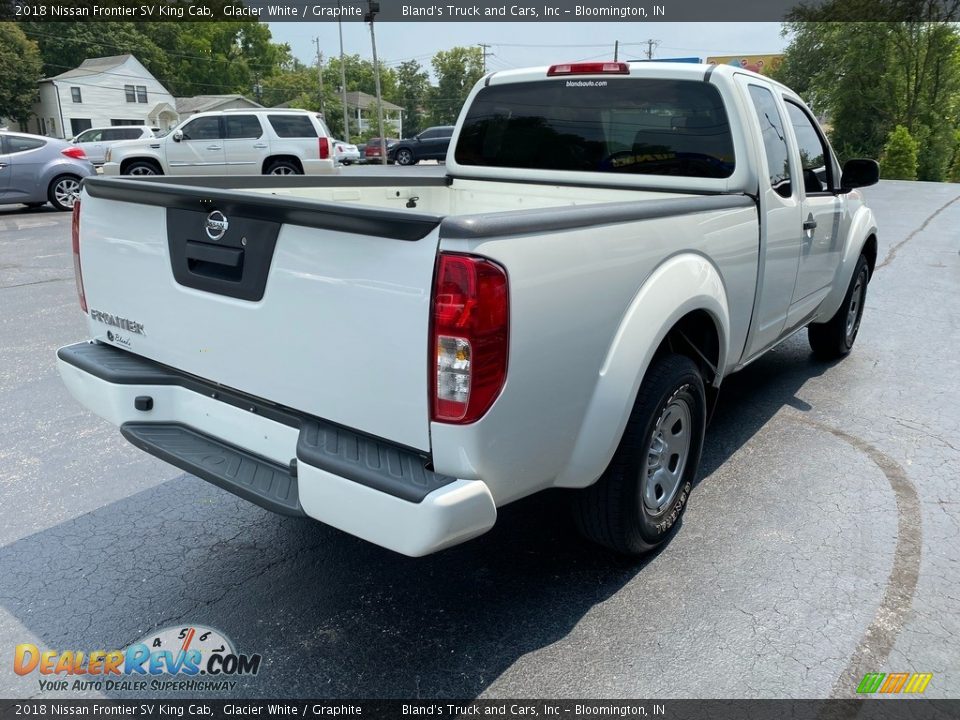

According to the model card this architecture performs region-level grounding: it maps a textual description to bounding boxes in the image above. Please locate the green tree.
[0,22,43,126]
[948,130,960,182]
[19,21,291,99]
[880,125,919,179]
[395,59,430,137]
[774,18,960,180]
[430,46,484,125]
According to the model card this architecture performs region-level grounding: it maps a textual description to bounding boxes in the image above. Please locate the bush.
[880,125,918,180]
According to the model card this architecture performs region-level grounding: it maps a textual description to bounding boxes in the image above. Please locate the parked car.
[362,137,398,163]
[0,131,94,211]
[388,126,456,165]
[59,62,879,557]
[101,109,337,176]
[72,126,156,166]
[333,139,360,165]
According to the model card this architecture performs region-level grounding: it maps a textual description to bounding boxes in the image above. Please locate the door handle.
[206,145,222,151]
[253,143,268,149]
[803,217,817,231]
[0,163,6,169]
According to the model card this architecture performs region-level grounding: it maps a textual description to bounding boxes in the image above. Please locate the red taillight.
[547,62,629,76]
[318,137,330,159]
[62,146,87,159]
[72,199,87,313]
[430,253,509,424]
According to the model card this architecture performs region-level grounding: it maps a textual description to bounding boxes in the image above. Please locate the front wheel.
[808,254,869,360]
[395,148,416,166]
[48,175,82,211]
[124,160,161,176]
[574,354,706,555]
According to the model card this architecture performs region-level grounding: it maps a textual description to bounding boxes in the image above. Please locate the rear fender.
[554,253,730,488]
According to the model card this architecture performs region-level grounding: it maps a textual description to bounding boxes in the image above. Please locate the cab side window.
[785,101,834,194]
[180,117,222,141]
[747,85,792,199]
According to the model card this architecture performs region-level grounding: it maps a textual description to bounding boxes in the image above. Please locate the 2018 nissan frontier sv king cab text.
[58,62,880,557]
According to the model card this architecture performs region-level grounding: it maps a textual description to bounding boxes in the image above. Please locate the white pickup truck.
[58,62,879,557]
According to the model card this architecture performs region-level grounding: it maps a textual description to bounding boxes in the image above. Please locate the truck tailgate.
[77,179,443,452]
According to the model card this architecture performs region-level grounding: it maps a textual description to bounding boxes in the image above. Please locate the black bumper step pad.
[121,422,303,516]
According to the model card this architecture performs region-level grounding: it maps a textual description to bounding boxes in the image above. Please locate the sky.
[268,22,789,77]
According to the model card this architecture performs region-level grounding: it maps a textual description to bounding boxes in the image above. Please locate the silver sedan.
[0,131,95,211]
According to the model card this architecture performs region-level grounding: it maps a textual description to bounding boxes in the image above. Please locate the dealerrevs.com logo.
[14,625,261,693]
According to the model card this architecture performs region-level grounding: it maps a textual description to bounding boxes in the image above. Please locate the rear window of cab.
[455,78,735,179]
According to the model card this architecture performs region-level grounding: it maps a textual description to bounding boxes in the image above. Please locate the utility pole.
[645,38,659,60]
[365,1,387,165]
[313,37,326,119]
[338,0,349,141]
[253,72,263,104]
[614,40,619,61]
[479,43,493,73]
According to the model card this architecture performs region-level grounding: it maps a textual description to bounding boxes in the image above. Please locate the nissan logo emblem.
[205,210,229,241]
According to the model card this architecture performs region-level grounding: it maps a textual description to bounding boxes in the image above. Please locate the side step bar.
[121,422,304,516]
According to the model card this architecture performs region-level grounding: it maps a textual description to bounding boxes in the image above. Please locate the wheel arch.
[262,155,304,174]
[554,252,730,489]
[119,156,163,175]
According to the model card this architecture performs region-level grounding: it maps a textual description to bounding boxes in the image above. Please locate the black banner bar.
[3,0,960,22]
[2,700,960,720]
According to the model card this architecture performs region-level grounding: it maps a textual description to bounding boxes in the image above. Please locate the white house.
[344,91,403,138]
[31,54,179,139]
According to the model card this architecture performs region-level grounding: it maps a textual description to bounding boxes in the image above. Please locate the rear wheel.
[125,160,162,176]
[808,254,869,360]
[574,354,706,555]
[47,175,82,211]
[395,148,416,166]
[265,159,302,175]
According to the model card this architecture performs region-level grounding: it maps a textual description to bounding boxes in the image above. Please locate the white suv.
[72,126,156,166]
[101,109,337,177]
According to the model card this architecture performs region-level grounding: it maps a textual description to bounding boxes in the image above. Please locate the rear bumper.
[301,158,338,175]
[56,342,496,556]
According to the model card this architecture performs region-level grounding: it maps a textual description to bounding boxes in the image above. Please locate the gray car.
[0,131,95,211]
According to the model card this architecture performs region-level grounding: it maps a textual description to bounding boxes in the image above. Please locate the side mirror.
[172,130,183,143]
[840,158,879,191]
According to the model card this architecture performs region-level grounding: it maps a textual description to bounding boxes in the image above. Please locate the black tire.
[124,160,162,176]
[574,354,706,555]
[47,175,82,211]
[395,147,416,166]
[808,254,869,360]
[265,159,302,175]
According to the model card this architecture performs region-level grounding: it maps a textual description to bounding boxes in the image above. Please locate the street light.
[365,0,387,165]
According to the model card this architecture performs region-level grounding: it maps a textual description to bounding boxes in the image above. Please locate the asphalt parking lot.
[0,176,958,700]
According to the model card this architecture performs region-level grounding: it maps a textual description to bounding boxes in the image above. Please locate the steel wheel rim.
[54,178,80,207]
[846,269,867,342]
[641,391,692,517]
[129,165,156,176]
[271,166,295,175]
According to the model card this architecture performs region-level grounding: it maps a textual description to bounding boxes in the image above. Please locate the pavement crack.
[875,193,960,271]
[786,413,922,700]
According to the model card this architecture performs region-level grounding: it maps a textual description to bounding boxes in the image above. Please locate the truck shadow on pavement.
[0,336,835,699]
